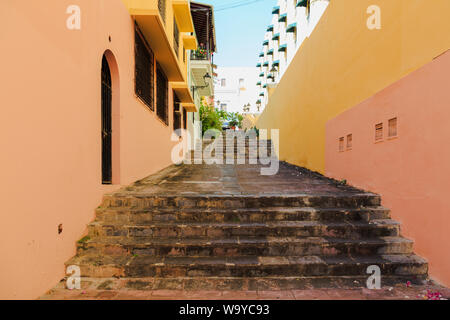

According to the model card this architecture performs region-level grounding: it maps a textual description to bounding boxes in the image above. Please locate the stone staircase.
[66,136,428,291]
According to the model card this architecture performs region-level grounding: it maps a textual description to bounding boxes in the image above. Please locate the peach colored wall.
[325,51,450,287]
[0,0,181,299]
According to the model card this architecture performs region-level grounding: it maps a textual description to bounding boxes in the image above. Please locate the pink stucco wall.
[0,0,181,299]
[326,50,450,286]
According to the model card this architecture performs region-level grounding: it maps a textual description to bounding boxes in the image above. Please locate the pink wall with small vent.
[325,50,450,286]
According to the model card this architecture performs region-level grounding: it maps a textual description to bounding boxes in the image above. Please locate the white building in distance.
[257,0,330,109]
[214,67,261,114]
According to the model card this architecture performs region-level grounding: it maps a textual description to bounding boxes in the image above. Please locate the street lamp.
[203,72,212,82]
[192,72,212,99]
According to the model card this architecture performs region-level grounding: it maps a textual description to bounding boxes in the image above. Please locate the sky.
[198,0,277,67]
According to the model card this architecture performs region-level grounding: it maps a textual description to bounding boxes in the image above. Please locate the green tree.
[228,112,244,129]
[200,105,223,135]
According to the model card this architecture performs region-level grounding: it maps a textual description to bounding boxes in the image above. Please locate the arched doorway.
[101,55,112,184]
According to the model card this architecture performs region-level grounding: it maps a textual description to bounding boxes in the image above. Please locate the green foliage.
[216,109,229,121]
[200,104,223,134]
[77,236,90,244]
[199,105,245,134]
[228,112,244,129]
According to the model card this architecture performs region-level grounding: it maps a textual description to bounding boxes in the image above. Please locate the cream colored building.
[215,67,260,114]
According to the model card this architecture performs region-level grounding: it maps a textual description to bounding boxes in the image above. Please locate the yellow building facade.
[257,0,450,173]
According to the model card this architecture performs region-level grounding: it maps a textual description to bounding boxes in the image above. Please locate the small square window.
[375,123,383,141]
[339,137,344,152]
[388,117,397,137]
[346,134,352,150]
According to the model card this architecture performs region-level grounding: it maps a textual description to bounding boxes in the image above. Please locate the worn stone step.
[77,236,413,257]
[95,206,390,224]
[66,254,427,279]
[88,219,400,240]
[101,194,381,210]
[69,274,428,291]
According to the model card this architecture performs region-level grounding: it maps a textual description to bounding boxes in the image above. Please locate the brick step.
[101,194,381,210]
[77,236,413,257]
[66,254,427,279]
[88,219,400,240]
[96,206,390,224]
[73,274,428,291]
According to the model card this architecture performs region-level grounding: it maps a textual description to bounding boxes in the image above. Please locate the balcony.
[172,0,195,32]
[182,34,197,50]
[190,49,214,97]
[171,82,196,110]
[297,0,308,8]
[286,23,297,33]
[278,13,287,23]
[121,0,185,81]
[190,49,213,62]
[278,44,287,52]
[189,2,216,98]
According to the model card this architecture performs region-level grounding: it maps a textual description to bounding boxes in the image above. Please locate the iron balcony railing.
[173,18,179,57]
[190,50,212,62]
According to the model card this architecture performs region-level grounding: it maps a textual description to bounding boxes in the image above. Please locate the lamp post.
[192,72,212,100]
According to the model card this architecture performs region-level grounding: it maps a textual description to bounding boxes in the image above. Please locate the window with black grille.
[158,0,166,23]
[156,64,169,125]
[173,92,181,134]
[135,25,154,110]
[174,18,179,57]
[183,107,187,130]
